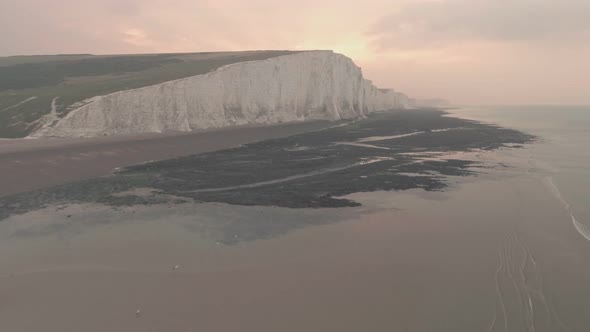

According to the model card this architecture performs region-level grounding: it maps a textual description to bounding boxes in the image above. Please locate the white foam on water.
[543,176,590,242]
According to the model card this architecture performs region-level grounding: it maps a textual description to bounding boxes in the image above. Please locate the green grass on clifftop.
[0,51,296,138]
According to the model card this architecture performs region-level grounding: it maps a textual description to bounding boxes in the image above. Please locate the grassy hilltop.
[0,51,295,138]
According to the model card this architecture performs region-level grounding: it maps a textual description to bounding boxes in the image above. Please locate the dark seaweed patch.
[0,109,535,222]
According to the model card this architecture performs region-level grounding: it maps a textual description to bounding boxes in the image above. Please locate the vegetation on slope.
[0,51,295,138]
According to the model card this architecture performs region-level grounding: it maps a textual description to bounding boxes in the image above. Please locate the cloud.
[103,0,144,16]
[368,0,590,49]
[1,0,589,104]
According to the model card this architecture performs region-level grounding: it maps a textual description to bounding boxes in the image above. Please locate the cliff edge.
[32,51,412,138]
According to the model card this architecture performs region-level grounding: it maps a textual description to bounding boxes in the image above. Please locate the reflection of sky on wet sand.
[2,146,590,331]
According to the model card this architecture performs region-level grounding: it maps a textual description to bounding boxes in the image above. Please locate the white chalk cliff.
[33,51,413,138]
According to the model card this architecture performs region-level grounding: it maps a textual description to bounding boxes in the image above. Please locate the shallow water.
[448,105,590,240]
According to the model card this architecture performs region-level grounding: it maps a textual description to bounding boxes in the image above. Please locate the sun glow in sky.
[1,0,589,105]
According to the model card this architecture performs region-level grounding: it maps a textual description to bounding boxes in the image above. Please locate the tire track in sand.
[488,232,570,332]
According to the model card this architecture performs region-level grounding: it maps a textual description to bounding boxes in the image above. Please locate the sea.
[449,105,590,240]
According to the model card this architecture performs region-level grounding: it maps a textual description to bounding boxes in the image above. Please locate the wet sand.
[1,155,589,331]
[0,121,331,196]
[1,109,589,331]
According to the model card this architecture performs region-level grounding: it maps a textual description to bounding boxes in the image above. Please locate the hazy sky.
[1,0,589,105]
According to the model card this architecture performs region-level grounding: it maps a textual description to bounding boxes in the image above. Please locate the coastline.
[0,108,533,224]
[1,106,589,331]
[0,120,333,196]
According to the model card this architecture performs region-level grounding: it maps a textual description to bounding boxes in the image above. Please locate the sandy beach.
[0,120,331,196]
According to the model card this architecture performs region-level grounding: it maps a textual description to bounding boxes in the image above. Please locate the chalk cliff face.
[33,51,411,138]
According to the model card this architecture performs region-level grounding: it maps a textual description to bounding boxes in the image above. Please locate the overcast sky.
[1,0,589,105]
